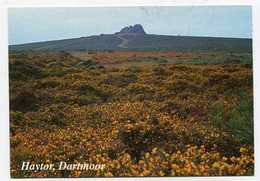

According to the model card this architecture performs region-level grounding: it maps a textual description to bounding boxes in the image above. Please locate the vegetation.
[209,94,254,145]
[9,34,252,53]
[9,51,253,177]
[177,54,252,65]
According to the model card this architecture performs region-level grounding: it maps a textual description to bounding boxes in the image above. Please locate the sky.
[8,6,252,45]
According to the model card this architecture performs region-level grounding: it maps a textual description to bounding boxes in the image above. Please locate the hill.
[9,24,252,53]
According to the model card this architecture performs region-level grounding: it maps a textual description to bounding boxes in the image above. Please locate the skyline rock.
[115,24,147,35]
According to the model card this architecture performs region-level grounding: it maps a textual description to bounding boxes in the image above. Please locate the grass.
[10,34,252,53]
[176,54,252,65]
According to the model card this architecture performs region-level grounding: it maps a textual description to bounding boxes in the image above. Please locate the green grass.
[10,34,252,53]
[176,54,252,65]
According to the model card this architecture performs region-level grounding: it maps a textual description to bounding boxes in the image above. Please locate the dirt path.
[117,35,129,48]
[69,51,91,61]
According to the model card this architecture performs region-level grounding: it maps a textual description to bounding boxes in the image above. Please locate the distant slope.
[121,35,252,52]
[9,35,122,52]
[9,34,252,53]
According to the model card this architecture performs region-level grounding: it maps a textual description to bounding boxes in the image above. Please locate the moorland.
[9,25,254,177]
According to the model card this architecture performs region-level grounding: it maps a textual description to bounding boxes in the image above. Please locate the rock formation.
[115,24,146,35]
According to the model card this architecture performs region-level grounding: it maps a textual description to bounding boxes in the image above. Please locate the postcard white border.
[1,0,260,181]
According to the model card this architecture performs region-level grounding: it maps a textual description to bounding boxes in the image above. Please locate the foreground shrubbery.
[209,93,254,145]
[9,51,253,177]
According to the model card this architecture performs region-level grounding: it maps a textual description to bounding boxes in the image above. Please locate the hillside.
[9,24,252,52]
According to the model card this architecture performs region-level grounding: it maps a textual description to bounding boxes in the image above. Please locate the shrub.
[108,68,120,72]
[80,59,92,66]
[241,63,252,68]
[205,73,231,86]
[11,146,35,178]
[209,93,253,145]
[38,78,61,88]
[153,66,168,76]
[10,111,24,136]
[104,73,138,87]
[9,59,44,81]
[125,66,141,73]
[127,84,154,95]
[69,95,102,106]
[118,122,165,162]
[166,80,200,94]
[73,82,109,103]
[156,58,168,64]
[169,65,191,71]
[10,89,38,112]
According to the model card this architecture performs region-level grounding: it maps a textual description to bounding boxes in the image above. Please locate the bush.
[11,146,35,178]
[169,65,191,71]
[205,73,231,86]
[72,81,109,103]
[125,66,141,73]
[10,89,38,112]
[104,73,138,87]
[241,63,252,68]
[69,95,102,106]
[118,121,165,162]
[127,84,154,95]
[38,79,61,88]
[209,93,253,145]
[156,58,168,64]
[166,80,201,94]
[9,59,44,81]
[153,66,168,76]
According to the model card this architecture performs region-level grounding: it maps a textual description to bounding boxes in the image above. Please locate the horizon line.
[9,33,253,46]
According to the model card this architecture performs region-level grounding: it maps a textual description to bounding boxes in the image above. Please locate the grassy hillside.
[9,35,122,52]
[9,34,252,53]
[125,35,252,52]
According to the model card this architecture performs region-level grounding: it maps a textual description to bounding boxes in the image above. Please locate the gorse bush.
[11,146,35,177]
[153,66,168,76]
[10,89,39,112]
[103,73,138,87]
[9,51,253,177]
[166,80,201,94]
[9,59,44,80]
[118,116,166,162]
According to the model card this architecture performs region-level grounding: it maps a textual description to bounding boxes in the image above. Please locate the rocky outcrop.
[116,24,146,35]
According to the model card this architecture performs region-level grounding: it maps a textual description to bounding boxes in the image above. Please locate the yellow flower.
[159,171,165,176]
[152,147,157,154]
[105,172,113,177]
[75,171,81,177]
